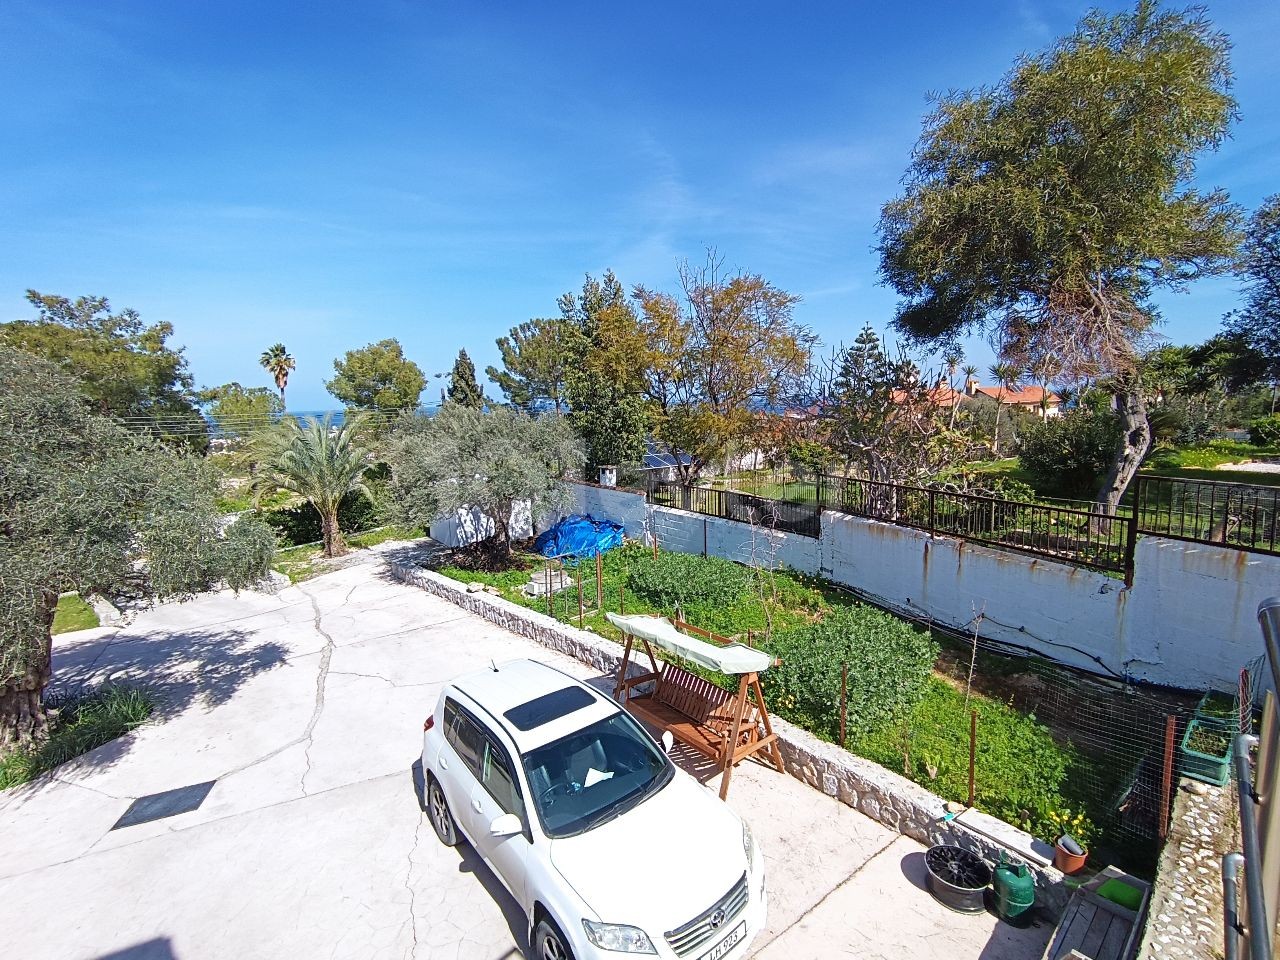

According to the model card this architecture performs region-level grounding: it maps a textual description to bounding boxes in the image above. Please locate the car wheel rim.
[541,932,565,960]
[429,785,449,835]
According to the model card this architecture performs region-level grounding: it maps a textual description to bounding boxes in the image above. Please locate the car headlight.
[581,919,657,954]
[743,819,758,865]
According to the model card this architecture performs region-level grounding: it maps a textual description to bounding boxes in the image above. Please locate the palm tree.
[255,414,370,557]
[943,348,964,429]
[260,343,296,407]
[988,362,1022,455]
[1029,356,1063,420]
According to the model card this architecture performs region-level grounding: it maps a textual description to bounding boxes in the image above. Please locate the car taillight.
[424,715,435,732]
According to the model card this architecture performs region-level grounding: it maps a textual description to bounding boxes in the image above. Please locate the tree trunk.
[321,511,347,558]
[991,404,1004,455]
[1094,384,1152,517]
[0,590,57,749]
[494,502,513,561]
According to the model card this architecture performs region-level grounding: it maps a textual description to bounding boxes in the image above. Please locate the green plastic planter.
[1194,693,1239,734]
[1180,718,1232,787]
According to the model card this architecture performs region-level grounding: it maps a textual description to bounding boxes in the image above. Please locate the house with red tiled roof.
[964,377,1062,418]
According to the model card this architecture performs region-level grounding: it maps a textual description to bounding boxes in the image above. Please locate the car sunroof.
[504,686,595,731]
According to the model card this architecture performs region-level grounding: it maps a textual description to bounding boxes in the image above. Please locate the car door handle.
[472,799,483,813]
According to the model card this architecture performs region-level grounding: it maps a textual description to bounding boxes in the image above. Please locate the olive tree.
[1,346,275,747]
[386,403,584,562]
[877,2,1241,516]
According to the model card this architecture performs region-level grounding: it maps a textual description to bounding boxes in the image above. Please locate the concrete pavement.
[0,544,1050,960]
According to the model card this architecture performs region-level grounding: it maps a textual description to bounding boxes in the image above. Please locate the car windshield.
[522,709,673,839]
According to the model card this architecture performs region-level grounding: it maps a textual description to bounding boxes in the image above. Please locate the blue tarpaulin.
[534,514,624,563]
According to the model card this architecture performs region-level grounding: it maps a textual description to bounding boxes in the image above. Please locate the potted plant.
[1194,691,1239,733]
[1047,809,1095,875]
[1180,719,1233,787]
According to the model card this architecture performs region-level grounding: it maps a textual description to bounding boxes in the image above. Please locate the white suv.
[421,659,766,960]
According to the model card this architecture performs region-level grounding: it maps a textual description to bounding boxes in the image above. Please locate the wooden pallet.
[1045,867,1152,960]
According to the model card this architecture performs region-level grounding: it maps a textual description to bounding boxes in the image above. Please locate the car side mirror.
[490,813,523,838]
[661,731,674,754]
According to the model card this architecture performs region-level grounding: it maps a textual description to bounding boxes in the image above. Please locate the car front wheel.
[533,917,575,960]
[426,775,459,846]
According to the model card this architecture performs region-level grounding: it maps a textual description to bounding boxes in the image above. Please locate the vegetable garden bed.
[436,541,1168,874]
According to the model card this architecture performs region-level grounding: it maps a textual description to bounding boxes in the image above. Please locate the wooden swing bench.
[607,613,785,799]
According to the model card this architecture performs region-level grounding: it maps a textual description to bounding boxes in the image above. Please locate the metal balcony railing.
[1223,597,1280,960]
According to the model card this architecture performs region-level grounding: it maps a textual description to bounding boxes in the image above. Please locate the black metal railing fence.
[644,470,1280,580]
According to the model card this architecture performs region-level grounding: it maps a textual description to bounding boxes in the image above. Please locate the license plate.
[702,921,746,960]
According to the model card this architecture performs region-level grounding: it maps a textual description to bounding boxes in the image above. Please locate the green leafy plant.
[1046,808,1098,850]
[626,552,750,611]
[1018,410,1124,498]
[855,677,1079,845]
[1249,414,1280,447]
[1186,724,1231,757]
[0,686,155,789]
[763,605,938,742]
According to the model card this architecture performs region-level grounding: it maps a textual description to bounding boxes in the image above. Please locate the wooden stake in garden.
[577,564,584,629]
[596,553,604,610]
[839,662,849,748]
[1159,714,1176,840]
[968,710,977,808]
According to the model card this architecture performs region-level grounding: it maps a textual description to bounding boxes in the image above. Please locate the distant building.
[963,377,1063,418]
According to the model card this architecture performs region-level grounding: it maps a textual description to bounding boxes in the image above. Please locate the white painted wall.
[559,480,1278,691]
[651,505,821,575]
[428,501,533,548]
[566,483,650,539]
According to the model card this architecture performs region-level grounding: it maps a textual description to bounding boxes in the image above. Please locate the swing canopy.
[605,613,773,675]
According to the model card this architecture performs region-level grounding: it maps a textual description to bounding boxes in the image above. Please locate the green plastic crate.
[1180,719,1232,787]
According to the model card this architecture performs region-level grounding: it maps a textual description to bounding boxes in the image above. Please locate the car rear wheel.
[533,917,575,960]
[426,775,459,846]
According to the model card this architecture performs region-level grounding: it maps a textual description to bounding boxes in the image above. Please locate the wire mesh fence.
[843,633,1236,876]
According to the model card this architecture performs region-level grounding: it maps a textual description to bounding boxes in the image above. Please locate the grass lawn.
[215,485,298,514]
[52,594,100,634]
[271,524,425,583]
[0,686,155,789]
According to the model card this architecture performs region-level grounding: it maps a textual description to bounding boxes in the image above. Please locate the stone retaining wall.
[388,559,1070,918]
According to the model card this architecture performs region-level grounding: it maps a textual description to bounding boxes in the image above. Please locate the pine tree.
[447,349,484,409]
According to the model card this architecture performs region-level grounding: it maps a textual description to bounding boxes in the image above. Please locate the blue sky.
[2,1,1276,410]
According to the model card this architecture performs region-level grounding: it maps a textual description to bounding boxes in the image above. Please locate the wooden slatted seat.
[622,664,761,762]
[610,614,784,799]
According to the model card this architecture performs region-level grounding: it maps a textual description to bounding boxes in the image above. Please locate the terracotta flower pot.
[1054,841,1088,875]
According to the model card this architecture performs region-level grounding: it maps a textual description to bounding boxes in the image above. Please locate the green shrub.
[626,552,749,610]
[787,439,835,481]
[763,605,937,742]
[1018,410,1122,497]
[1249,414,1280,447]
[263,490,381,546]
[0,686,155,789]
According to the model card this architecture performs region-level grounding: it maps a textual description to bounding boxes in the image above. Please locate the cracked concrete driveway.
[0,546,1051,960]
